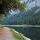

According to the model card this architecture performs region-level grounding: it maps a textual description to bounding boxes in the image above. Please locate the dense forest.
[0,0,40,25]
[3,6,40,25]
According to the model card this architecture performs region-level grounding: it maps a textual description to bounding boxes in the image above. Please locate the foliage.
[3,6,40,25]
[0,0,26,14]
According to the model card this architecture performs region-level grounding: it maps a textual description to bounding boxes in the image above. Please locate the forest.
[0,0,40,25]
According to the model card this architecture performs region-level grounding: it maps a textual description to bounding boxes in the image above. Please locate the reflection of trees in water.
[13,27,40,40]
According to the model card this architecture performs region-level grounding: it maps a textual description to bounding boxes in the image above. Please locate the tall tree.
[0,0,26,15]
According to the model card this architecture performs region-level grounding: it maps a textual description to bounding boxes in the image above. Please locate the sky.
[24,0,40,9]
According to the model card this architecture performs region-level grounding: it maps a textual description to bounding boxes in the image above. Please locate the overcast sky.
[24,0,40,9]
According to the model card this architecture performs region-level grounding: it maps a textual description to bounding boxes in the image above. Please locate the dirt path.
[0,27,16,40]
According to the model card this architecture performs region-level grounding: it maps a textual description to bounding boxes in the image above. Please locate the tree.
[0,0,26,15]
[0,0,26,24]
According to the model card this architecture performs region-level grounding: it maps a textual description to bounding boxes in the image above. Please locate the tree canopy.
[0,0,26,15]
